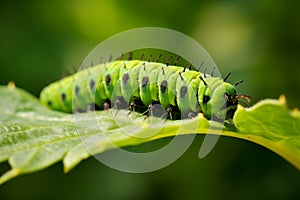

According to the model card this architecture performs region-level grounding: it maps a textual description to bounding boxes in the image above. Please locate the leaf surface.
[0,84,299,185]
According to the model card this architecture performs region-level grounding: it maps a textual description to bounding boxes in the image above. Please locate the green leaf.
[233,96,300,170]
[0,84,299,185]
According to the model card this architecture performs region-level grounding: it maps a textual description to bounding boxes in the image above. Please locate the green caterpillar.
[40,59,244,120]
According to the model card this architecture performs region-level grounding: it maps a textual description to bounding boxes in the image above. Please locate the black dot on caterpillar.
[122,73,129,86]
[160,80,168,94]
[105,75,111,86]
[75,86,80,96]
[180,86,188,99]
[142,76,149,88]
[40,53,255,120]
[89,79,95,90]
[203,95,210,104]
[61,93,66,102]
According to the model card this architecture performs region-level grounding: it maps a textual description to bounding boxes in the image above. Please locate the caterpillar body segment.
[40,60,238,120]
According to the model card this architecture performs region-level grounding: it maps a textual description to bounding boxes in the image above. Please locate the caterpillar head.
[199,78,238,120]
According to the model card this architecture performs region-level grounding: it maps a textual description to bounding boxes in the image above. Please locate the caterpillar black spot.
[40,59,242,120]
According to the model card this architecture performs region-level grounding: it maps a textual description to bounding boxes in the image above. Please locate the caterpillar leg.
[187,111,195,119]
[127,101,136,116]
[166,106,173,120]
[143,103,169,120]
[145,102,161,117]
[103,102,110,111]
[129,101,136,112]
[141,104,152,120]
[148,103,153,116]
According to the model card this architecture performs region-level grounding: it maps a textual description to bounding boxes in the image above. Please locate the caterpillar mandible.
[40,56,244,120]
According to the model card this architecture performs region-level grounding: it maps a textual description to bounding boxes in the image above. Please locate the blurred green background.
[1,0,300,199]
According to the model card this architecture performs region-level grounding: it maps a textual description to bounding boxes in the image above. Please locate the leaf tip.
[278,95,286,104]
[292,108,300,117]
[0,168,21,185]
[63,167,71,174]
[7,81,15,89]
[198,112,205,118]
[237,104,244,110]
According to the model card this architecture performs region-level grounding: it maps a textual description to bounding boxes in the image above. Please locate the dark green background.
[0,0,300,199]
